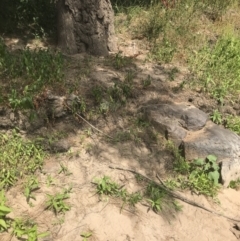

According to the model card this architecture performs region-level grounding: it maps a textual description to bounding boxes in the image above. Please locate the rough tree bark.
[57,0,117,56]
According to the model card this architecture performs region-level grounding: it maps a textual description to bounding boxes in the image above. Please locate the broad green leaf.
[207,155,217,163]
[0,206,11,216]
[193,158,205,166]
[0,219,7,229]
[211,162,219,171]
[81,232,93,239]
[203,163,211,171]
[24,187,30,197]
[208,171,220,185]
[53,202,59,212]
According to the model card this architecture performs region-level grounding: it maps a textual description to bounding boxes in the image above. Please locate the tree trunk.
[57,0,117,56]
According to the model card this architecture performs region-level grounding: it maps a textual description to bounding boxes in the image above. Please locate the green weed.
[24,176,40,204]
[125,192,143,207]
[225,115,240,135]
[0,191,49,240]
[150,38,176,63]
[90,73,135,115]
[95,176,122,196]
[80,231,93,241]
[210,109,222,125]
[136,117,150,128]
[188,155,220,196]
[94,176,181,215]
[166,141,190,175]
[145,183,181,213]
[112,131,132,143]
[112,52,132,69]
[94,176,143,210]
[168,67,179,81]
[0,130,45,190]
[46,188,72,215]
[135,174,145,183]
[0,191,12,232]
[58,163,72,176]
[141,75,152,88]
[0,39,64,109]
[46,174,55,187]
[108,73,134,104]
[0,42,63,82]
[92,86,104,104]
[189,33,240,103]
[12,218,49,241]
[228,178,240,190]
[167,142,220,197]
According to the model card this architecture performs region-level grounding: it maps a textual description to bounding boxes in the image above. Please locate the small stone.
[51,140,71,153]
[9,112,15,121]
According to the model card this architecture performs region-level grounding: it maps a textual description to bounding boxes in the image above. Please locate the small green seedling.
[210,109,222,125]
[147,198,162,212]
[80,231,93,241]
[135,173,145,183]
[0,191,12,232]
[228,178,240,190]
[24,176,40,203]
[113,52,131,69]
[142,75,152,88]
[46,174,55,187]
[127,192,143,207]
[46,188,71,214]
[145,183,167,213]
[58,163,72,176]
[12,218,49,241]
[225,115,240,135]
[145,182,181,213]
[95,176,121,196]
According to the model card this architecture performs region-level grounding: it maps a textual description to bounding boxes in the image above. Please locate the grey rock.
[143,102,208,130]
[46,93,82,118]
[143,103,208,146]
[47,94,67,118]
[221,158,240,187]
[0,117,14,128]
[144,102,240,186]
[51,140,71,153]
[183,122,240,186]
[51,140,71,152]
[183,122,239,160]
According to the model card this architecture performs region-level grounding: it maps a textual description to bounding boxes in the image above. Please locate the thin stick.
[64,103,113,140]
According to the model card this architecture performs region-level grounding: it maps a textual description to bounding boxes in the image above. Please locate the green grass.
[189,32,240,103]
[0,130,45,190]
[228,178,240,190]
[210,110,240,135]
[225,115,240,135]
[115,0,240,104]
[46,188,71,215]
[0,38,64,109]
[94,175,181,214]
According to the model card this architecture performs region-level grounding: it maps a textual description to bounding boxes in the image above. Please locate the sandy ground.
[2,129,240,241]
[1,31,240,241]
